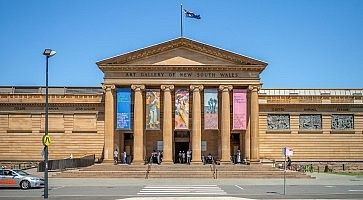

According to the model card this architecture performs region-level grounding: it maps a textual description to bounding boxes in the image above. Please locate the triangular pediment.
[125,47,236,65]
[97,37,268,70]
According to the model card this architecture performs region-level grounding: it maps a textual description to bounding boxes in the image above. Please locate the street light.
[42,48,56,199]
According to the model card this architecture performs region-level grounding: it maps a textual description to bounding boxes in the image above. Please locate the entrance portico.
[97,37,267,164]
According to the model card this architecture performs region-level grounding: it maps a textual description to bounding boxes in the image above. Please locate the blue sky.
[0,0,362,88]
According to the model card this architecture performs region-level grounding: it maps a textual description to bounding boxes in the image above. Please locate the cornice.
[0,103,103,107]
[99,65,265,72]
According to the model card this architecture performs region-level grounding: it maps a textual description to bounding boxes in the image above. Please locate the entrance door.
[174,142,189,164]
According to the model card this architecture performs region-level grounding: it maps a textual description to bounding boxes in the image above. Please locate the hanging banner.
[175,88,189,129]
[146,89,160,130]
[204,89,218,129]
[233,89,247,130]
[116,88,131,129]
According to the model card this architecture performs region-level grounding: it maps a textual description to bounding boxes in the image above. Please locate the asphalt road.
[0,173,362,200]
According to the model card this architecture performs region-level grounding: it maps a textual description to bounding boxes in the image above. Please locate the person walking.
[123,150,127,164]
[113,149,118,165]
[287,157,292,170]
[186,150,191,164]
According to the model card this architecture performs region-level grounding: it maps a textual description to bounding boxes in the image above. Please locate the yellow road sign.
[42,135,51,146]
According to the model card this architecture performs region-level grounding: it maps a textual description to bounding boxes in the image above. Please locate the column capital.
[131,84,145,92]
[190,85,204,92]
[248,85,261,92]
[161,85,174,92]
[102,84,115,92]
[219,85,233,92]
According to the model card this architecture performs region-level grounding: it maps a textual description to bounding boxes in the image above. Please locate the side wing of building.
[259,89,363,161]
[0,87,105,161]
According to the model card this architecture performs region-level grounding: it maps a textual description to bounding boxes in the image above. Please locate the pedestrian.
[236,149,241,164]
[157,150,161,164]
[186,150,191,164]
[123,150,127,164]
[207,153,213,164]
[287,157,292,170]
[178,151,182,163]
[152,150,157,164]
[182,151,186,164]
[113,149,118,165]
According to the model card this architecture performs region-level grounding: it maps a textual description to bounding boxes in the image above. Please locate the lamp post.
[42,49,56,199]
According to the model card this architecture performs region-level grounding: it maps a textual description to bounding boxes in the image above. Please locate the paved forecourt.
[0,173,362,199]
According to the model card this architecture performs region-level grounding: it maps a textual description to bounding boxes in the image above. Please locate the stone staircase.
[51,163,313,179]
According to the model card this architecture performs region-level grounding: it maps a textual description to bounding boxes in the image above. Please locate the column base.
[191,161,203,165]
[131,160,145,165]
[161,161,174,165]
[102,159,115,164]
[219,160,232,165]
[249,159,261,165]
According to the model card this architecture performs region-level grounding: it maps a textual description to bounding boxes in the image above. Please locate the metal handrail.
[38,155,95,172]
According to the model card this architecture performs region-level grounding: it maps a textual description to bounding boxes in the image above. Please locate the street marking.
[235,185,244,190]
[120,198,253,200]
[349,190,363,192]
[325,185,335,188]
[138,185,226,195]
[50,186,65,190]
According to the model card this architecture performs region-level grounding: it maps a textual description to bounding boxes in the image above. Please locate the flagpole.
[180,4,183,37]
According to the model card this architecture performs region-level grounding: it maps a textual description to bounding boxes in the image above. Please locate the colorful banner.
[175,88,189,129]
[204,89,218,129]
[116,88,131,129]
[233,89,247,130]
[146,89,160,130]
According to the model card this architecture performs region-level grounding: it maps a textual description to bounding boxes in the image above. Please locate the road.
[0,173,362,199]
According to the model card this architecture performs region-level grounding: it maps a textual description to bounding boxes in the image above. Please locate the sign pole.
[283,148,286,195]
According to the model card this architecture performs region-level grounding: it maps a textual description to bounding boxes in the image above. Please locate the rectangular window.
[267,114,290,130]
[299,114,322,130]
[331,114,354,130]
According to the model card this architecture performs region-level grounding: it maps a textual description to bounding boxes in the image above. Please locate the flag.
[184,9,201,19]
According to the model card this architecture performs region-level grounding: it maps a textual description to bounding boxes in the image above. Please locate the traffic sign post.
[42,135,51,146]
[282,147,294,195]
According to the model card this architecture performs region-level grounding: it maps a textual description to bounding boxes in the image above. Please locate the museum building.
[0,37,362,164]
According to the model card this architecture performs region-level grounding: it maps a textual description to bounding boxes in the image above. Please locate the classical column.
[131,84,145,164]
[244,117,251,160]
[219,85,233,164]
[244,91,251,160]
[190,85,204,164]
[249,85,260,162]
[102,84,115,162]
[161,85,174,164]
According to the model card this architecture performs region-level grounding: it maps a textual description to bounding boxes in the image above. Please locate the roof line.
[96,37,268,65]
[96,37,181,64]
